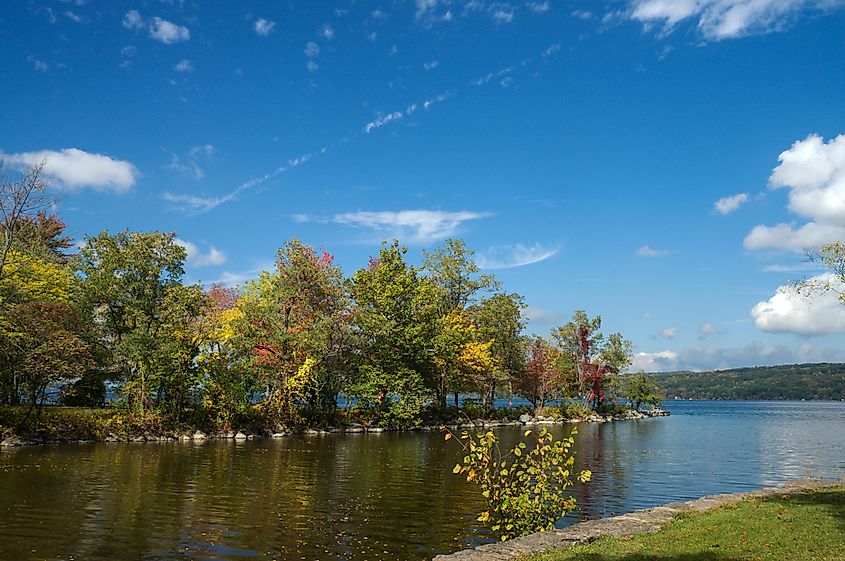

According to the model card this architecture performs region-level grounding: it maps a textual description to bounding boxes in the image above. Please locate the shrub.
[446,426,591,541]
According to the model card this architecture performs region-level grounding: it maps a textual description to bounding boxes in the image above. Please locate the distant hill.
[650,363,845,401]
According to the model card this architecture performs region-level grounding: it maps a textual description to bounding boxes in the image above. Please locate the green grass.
[525,487,845,561]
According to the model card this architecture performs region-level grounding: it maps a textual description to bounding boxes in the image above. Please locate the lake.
[1,400,843,561]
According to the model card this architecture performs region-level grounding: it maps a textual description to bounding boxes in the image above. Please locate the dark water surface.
[1,400,843,561]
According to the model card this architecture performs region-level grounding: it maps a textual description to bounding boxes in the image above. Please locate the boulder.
[518,413,532,424]
[234,431,248,440]
[192,430,207,440]
[1,435,24,447]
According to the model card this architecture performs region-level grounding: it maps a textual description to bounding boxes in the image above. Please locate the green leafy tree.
[74,230,206,420]
[347,241,439,424]
[423,238,499,310]
[471,292,527,409]
[447,426,591,541]
[622,372,663,411]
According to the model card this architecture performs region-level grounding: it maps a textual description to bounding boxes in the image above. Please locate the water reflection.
[1,401,843,561]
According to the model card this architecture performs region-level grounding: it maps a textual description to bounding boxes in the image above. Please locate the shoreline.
[0,408,669,447]
[432,478,843,561]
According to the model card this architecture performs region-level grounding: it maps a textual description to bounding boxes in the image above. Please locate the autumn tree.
[0,248,79,405]
[552,311,632,409]
[194,284,257,429]
[233,239,350,425]
[4,302,92,424]
[0,161,53,281]
[513,337,568,412]
[433,309,497,408]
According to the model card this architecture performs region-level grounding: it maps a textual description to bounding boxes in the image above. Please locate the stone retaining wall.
[432,479,840,561]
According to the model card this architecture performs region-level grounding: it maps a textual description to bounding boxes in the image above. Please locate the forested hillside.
[652,363,845,400]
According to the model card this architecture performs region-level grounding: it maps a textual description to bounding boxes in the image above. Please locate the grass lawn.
[524,486,845,561]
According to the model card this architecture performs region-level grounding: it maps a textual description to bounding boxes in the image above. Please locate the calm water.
[1,400,843,561]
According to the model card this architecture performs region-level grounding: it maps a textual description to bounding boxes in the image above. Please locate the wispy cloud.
[164,43,562,214]
[628,0,843,40]
[476,242,558,269]
[636,245,674,257]
[328,210,491,244]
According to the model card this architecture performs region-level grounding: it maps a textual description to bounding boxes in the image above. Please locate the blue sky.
[3,0,845,371]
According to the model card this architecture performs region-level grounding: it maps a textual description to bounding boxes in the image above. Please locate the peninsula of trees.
[0,163,657,439]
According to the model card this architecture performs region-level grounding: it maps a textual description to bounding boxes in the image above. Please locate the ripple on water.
[1,400,844,560]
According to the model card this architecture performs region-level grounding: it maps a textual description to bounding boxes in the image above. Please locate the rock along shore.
[431,478,841,561]
[0,409,670,447]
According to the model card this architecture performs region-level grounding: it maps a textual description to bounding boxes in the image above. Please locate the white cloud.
[633,341,845,372]
[306,60,319,72]
[659,326,677,339]
[332,210,490,244]
[636,245,673,257]
[697,322,716,339]
[632,350,679,372]
[751,273,845,335]
[254,18,275,36]
[761,262,823,273]
[3,147,137,193]
[176,239,227,268]
[629,0,842,40]
[424,60,440,71]
[714,192,748,214]
[320,23,335,39]
[174,59,194,73]
[476,243,558,269]
[123,10,144,30]
[189,144,215,158]
[492,8,515,23]
[744,134,845,251]
[572,10,593,19]
[528,2,551,14]
[28,56,49,72]
[304,41,320,57]
[522,306,564,325]
[124,11,190,44]
[149,17,190,44]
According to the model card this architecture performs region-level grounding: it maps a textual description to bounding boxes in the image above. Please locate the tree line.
[0,163,655,432]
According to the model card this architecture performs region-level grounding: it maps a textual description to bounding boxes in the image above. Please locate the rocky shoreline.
[1,408,669,447]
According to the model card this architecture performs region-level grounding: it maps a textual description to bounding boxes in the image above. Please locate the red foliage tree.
[513,337,566,412]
